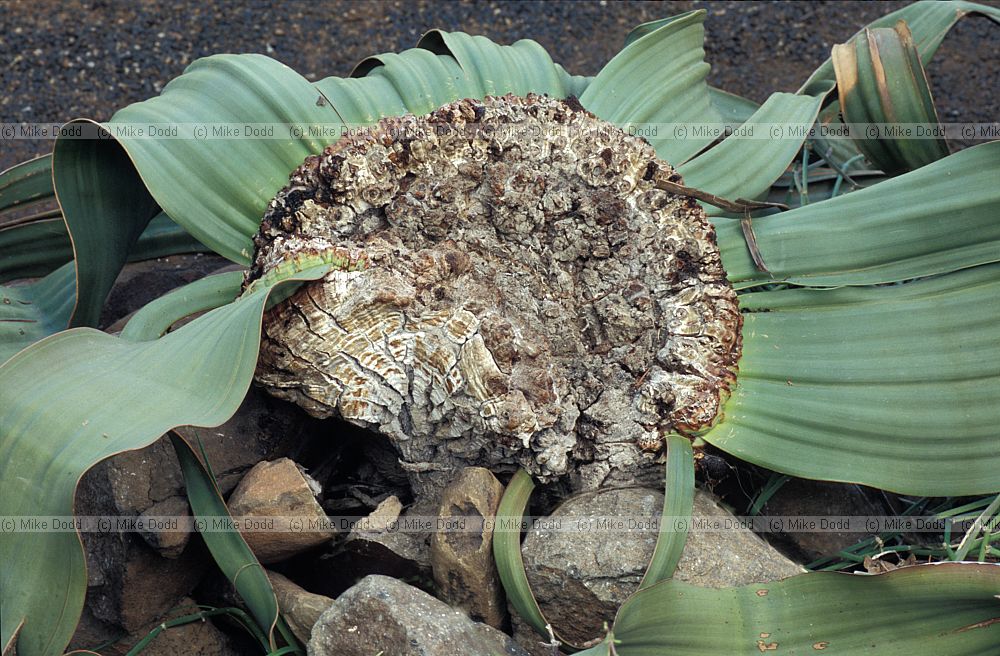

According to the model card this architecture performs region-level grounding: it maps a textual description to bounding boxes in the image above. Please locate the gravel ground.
[2,0,998,170]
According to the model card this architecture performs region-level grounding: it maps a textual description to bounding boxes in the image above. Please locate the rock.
[173,386,324,496]
[352,494,405,533]
[226,458,333,563]
[74,473,208,633]
[69,597,240,656]
[513,487,804,649]
[760,479,887,562]
[72,385,319,631]
[323,496,432,593]
[266,570,334,644]
[430,467,507,629]
[307,575,529,656]
[137,496,191,558]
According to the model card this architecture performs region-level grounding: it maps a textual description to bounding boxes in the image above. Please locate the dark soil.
[2,0,998,171]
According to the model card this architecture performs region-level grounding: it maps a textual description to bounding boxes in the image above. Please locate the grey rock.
[74,475,207,633]
[513,487,805,650]
[307,575,528,656]
[430,467,507,629]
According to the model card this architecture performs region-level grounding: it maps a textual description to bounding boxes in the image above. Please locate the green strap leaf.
[555,64,592,98]
[0,219,72,283]
[579,10,721,164]
[802,0,1000,90]
[129,212,210,262]
[121,269,244,341]
[707,87,760,125]
[314,75,410,126]
[321,32,571,127]
[169,433,287,651]
[493,470,582,652]
[0,155,53,215]
[703,263,1000,496]
[626,17,762,124]
[832,21,949,175]
[0,262,76,364]
[579,563,1000,656]
[677,87,831,215]
[52,55,342,328]
[638,435,694,589]
[0,264,330,656]
[0,213,207,284]
[351,49,474,115]
[416,30,567,98]
[53,127,159,327]
[717,141,1000,288]
[0,213,209,362]
[106,55,340,262]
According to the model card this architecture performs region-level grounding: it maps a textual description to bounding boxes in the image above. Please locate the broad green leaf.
[717,141,1000,288]
[169,433,287,651]
[121,269,245,341]
[0,219,72,283]
[577,563,1000,656]
[129,212,210,262]
[678,87,830,214]
[108,55,339,260]
[0,264,330,656]
[0,262,75,364]
[315,75,410,126]
[555,64,592,98]
[52,55,342,328]
[626,16,762,124]
[52,129,159,327]
[416,30,567,98]
[350,48,475,116]
[0,155,53,215]
[803,0,1000,90]
[0,213,207,284]
[637,435,694,589]
[703,263,1000,496]
[320,32,570,126]
[492,470,582,650]
[580,10,722,164]
[707,87,760,124]
[832,21,949,174]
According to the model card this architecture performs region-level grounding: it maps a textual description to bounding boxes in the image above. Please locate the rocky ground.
[4,2,999,654]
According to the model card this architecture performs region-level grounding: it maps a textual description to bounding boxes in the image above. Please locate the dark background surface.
[2,0,998,170]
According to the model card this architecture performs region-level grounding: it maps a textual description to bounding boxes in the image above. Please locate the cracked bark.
[248,94,741,494]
